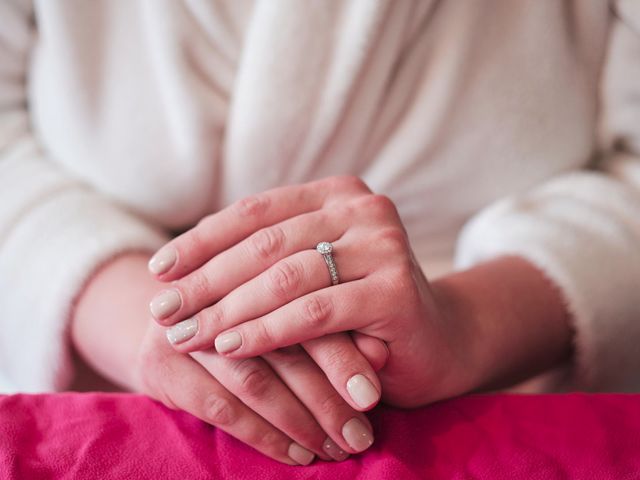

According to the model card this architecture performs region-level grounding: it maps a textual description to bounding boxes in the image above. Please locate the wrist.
[431,256,574,394]
[71,252,159,390]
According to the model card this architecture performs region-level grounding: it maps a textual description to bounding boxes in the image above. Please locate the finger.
[149,208,347,326]
[165,240,367,352]
[146,346,308,465]
[148,176,370,279]
[351,332,390,372]
[193,351,341,460]
[167,259,384,412]
[168,257,385,413]
[261,344,375,454]
[302,333,382,411]
[213,279,381,358]
[163,244,385,414]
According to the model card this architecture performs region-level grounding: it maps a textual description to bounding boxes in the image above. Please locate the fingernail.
[214,332,242,353]
[322,437,349,461]
[342,418,374,452]
[148,246,177,275]
[166,317,198,345]
[288,442,315,465]
[149,289,182,319]
[346,374,380,409]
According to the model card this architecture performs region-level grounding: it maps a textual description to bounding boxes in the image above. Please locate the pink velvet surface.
[1,393,639,479]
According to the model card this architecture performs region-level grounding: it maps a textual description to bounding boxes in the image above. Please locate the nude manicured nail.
[288,442,315,465]
[346,374,380,409]
[166,317,198,345]
[149,289,182,319]
[342,418,374,452]
[214,332,242,353]
[322,437,349,461]
[148,246,177,275]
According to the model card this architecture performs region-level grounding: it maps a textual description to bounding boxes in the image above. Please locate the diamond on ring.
[316,241,333,255]
[316,241,339,286]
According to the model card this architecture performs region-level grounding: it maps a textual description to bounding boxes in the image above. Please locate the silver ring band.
[316,242,339,286]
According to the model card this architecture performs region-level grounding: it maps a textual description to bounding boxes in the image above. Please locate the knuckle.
[200,305,224,333]
[254,429,286,452]
[318,345,351,372]
[235,361,273,399]
[316,391,346,418]
[360,194,399,218]
[248,225,286,262]
[251,320,278,351]
[375,226,409,254]
[301,295,333,330]
[204,393,237,426]
[336,201,356,220]
[266,260,302,300]
[184,270,212,301]
[236,194,270,218]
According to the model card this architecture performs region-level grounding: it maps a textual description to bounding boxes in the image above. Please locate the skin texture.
[150,175,573,407]
[71,253,379,464]
[72,175,573,464]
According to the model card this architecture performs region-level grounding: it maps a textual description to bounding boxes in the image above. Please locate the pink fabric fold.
[1,393,639,479]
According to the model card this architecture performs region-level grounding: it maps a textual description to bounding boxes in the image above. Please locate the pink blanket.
[1,393,639,479]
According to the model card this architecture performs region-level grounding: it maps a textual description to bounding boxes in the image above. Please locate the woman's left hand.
[148,176,478,407]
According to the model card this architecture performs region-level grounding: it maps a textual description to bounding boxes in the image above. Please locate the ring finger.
[149,209,348,326]
[165,238,366,352]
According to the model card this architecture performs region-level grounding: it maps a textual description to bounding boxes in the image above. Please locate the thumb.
[351,332,389,372]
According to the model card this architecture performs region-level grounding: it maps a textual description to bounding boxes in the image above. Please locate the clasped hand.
[145,176,476,464]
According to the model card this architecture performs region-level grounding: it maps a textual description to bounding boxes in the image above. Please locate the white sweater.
[1,0,639,394]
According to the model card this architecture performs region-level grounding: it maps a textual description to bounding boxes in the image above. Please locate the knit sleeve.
[0,0,167,393]
[455,0,640,392]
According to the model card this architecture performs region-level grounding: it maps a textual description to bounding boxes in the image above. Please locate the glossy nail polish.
[148,246,177,275]
[166,317,198,345]
[346,374,380,409]
[342,418,374,452]
[214,332,242,353]
[288,442,315,465]
[149,289,182,319]
[322,437,349,461]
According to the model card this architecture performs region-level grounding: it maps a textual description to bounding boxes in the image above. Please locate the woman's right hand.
[71,253,375,465]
